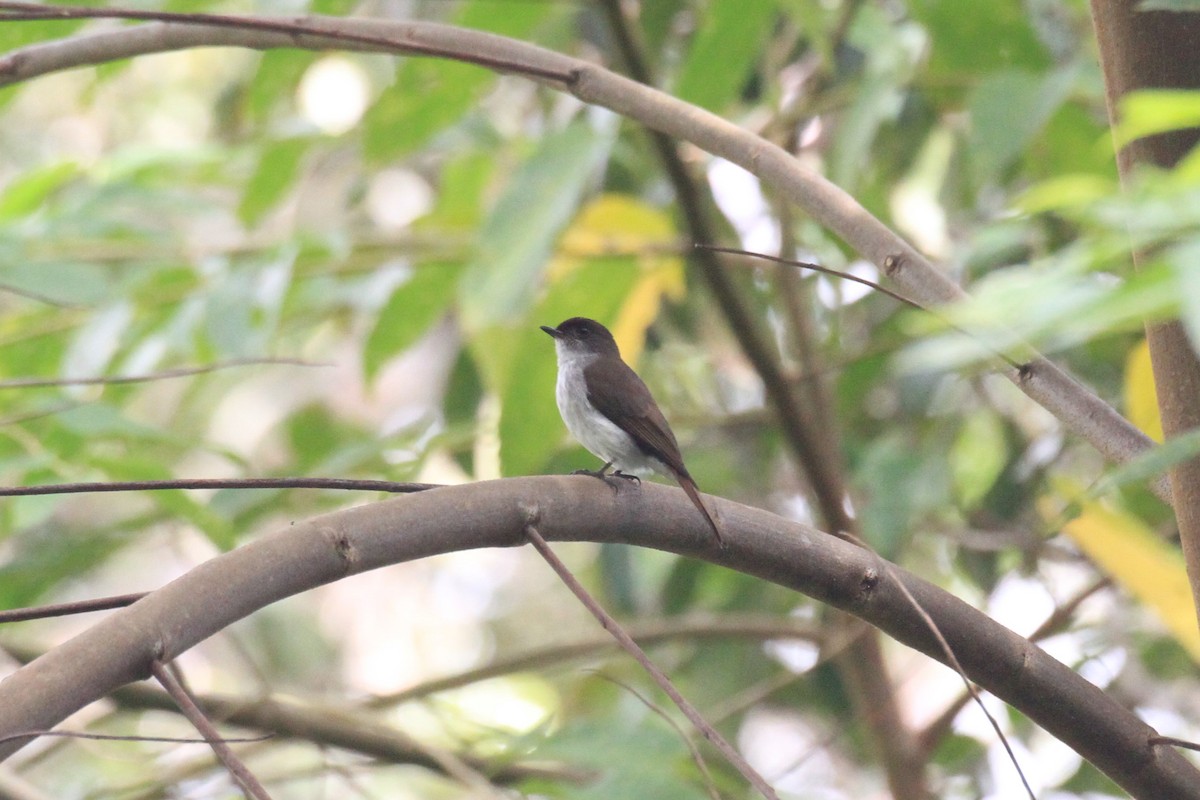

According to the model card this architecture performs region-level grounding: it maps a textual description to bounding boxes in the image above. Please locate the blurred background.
[0,0,1198,797]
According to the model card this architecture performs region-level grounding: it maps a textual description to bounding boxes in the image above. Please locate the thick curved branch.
[0,477,1194,799]
[0,14,1165,502]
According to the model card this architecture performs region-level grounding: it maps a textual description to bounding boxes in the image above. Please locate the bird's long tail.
[672,470,724,548]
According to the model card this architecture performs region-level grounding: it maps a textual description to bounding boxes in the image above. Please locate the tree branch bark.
[0,13,1167,503]
[1089,0,1200,628]
[0,477,1195,799]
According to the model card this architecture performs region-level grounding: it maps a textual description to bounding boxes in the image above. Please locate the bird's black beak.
[540,325,561,339]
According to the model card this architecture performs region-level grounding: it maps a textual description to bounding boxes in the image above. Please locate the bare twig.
[1151,736,1200,753]
[0,478,440,497]
[0,729,270,746]
[0,280,80,307]
[699,243,921,309]
[523,519,780,800]
[917,575,1113,755]
[885,563,1035,799]
[150,659,273,800]
[702,243,1026,371]
[0,592,146,624]
[0,1,574,83]
[591,671,722,800]
[0,358,330,390]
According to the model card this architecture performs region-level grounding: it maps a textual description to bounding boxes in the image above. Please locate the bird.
[540,316,723,547]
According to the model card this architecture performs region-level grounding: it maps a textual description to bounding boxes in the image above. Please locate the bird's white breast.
[553,344,658,475]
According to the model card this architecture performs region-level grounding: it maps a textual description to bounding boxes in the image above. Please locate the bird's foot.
[571,463,636,494]
[571,467,609,478]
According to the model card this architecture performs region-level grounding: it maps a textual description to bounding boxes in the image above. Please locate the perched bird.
[541,317,723,547]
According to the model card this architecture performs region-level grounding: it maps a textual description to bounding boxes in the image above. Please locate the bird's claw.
[571,465,637,495]
[612,470,640,485]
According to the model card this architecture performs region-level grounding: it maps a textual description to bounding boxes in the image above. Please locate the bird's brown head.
[540,317,620,358]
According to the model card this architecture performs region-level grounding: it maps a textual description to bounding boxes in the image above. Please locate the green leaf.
[89,456,237,550]
[363,0,551,161]
[0,261,111,306]
[423,150,495,230]
[363,262,463,382]
[0,161,80,220]
[968,66,1079,187]
[363,60,490,162]
[950,411,1008,508]
[1114,90,1200,149]
[908,0,1049,78]
[674,0,775,111]
[533,720,696,799]
[238,137,311,227]
[246,50,316,123]
[854,432,950,558]
[458,121,613,332]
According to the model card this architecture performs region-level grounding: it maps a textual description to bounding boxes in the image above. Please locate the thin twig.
[0,358,330,390]
[590,671,721,800]
[523,520,780,800]
[699,243,1027,371]
[1150,735,1200,752]
[0,729,271,746]
[918,575,1113,754]
[0,280,80,307]
[699,243,921,308]
[0,2,575,84]
[885,564,1036,800]
[150,659,274,800]
[0,592,146,624]
[0,478,440,497]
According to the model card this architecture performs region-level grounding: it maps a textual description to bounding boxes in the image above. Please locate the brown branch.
[150,659,273,800]
[522,518,781,800]
[917,575,1113,755]
[1089,0,1200,627]
[0,478,1193,798]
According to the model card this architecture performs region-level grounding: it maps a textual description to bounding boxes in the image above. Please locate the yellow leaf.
[1049,488,1200,662]
[549,194,685,364]
[1125,338,1163,442]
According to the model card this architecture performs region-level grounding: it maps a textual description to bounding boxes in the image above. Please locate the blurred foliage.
[1,0,1199,797]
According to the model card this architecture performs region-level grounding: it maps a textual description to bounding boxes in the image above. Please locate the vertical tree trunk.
[1089,1,1200,629]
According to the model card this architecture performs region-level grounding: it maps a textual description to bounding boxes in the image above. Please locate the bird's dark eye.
[578,328,589,337]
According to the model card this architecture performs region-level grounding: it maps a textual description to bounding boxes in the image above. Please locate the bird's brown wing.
[585,356,724,546]
[582,356,687,475]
